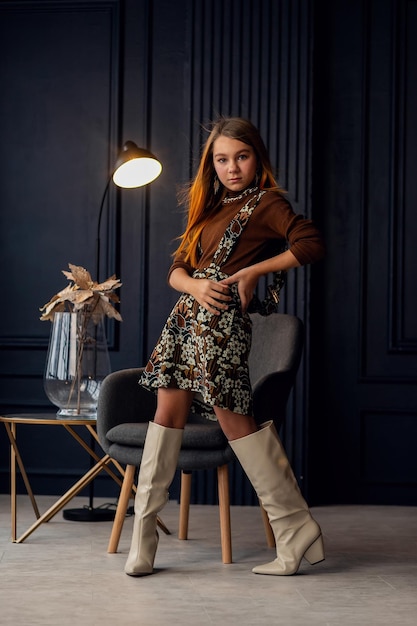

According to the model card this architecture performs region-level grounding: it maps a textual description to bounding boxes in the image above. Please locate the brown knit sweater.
[168,189,325,280]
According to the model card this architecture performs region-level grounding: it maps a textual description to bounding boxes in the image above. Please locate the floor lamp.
[63,141,162,522]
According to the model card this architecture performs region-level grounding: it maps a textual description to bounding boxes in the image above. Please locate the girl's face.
[212,136,257,193]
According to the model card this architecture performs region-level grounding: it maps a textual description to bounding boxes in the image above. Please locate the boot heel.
[304,534,325,565]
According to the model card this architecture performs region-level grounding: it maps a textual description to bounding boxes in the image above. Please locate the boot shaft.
[126,421,183,576]
[229,421,308,516]
[135,421,183,513]
[230,420,324,575]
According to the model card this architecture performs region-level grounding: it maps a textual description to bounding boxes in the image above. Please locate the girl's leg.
[154,387,195,429]
[213,406,258,440]
[214,408,324,576]
[125,388,193,576]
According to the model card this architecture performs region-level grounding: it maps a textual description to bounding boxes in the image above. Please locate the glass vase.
[44,311,111,419]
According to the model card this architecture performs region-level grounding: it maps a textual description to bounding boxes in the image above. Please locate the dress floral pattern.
[140,189,265,420]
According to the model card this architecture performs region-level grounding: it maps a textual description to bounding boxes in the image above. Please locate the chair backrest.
[97,367,154,455]
[248,313,304,429]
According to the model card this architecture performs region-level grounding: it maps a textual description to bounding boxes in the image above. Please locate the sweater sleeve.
[257,193,325,266]
[284,211,325,265]
[167,251,194,283]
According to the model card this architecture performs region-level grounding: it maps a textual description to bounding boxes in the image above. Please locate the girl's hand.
[189,278,232,315]
[219,267,259,314]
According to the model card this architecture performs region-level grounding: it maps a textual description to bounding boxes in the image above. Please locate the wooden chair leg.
[107,464,136,553]
[217,464,232,564]
[178,471,192,540]
[259,499,275,548]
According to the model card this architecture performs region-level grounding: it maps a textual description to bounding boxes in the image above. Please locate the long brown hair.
[174,117,281,266]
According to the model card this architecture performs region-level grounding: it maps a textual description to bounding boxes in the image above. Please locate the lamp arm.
[95,176,112,282]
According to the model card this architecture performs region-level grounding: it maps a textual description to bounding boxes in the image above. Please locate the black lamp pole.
[62,142,162,522]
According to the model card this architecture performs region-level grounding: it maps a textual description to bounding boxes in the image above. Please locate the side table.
[0,413,125,543]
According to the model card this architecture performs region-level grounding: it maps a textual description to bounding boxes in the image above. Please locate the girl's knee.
[154,388,194,428]
[153,413,187,429]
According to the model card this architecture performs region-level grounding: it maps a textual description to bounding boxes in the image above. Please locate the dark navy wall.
[0,0,415,506]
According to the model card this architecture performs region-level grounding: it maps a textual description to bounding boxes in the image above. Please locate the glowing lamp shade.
[112,141,162,188]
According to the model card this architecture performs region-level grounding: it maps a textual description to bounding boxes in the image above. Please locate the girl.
[125,117,325,576]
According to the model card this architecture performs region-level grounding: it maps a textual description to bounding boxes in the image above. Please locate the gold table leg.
[15,454,112,544]
[63,424,124,488]
[2,420,125,543]
[4,423,41,542]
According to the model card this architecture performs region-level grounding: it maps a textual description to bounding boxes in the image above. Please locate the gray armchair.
[97,313,304,563]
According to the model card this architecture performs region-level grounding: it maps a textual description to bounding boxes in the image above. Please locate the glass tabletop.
[0,413,97,425]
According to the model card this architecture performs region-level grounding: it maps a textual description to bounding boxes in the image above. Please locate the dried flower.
[40,263,122,323]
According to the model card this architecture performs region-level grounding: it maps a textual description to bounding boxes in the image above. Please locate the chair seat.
[107,421,228,450]
[107,421,234,471]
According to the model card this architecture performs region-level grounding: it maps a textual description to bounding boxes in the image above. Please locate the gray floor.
[0,495,416,626]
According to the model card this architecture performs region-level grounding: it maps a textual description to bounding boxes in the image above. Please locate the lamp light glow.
[112,141,162,188]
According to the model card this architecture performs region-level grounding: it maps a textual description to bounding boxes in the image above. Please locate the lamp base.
[63,506,116,522]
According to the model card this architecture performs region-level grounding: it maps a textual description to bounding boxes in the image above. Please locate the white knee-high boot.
[230,420,324,575]
[125,421,183,576]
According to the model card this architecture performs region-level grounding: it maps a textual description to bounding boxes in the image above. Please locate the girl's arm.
[219,249,301,314]
[169,267,231,316]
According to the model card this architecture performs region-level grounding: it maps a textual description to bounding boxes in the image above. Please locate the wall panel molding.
[0,0,122,401]
[390,0,417,353]
[310,0,417,506]
[0,0,121,347]
[360,0,417,381]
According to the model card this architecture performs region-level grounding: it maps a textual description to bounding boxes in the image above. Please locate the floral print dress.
[139,189,265,420]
